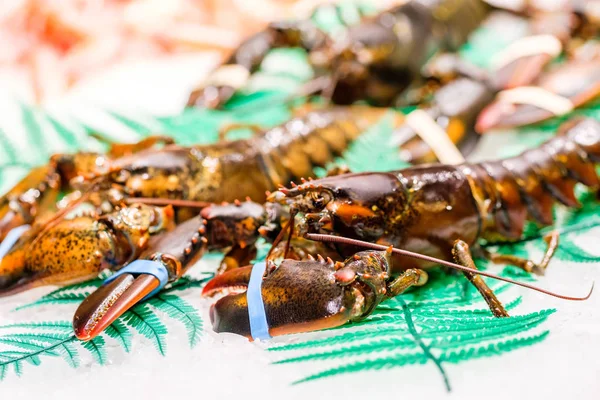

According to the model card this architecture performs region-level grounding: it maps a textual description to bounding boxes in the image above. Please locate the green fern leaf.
[54,340,80,368]
[293,352,428,384]
[46,115,81,151]
[15,292,91,310]
[18,101,47,162]
[107,112,157,136]
[0,338,60,355]
[12,360,22,377]
[0,321,73,332]
[148,294,203,347]
[121,303,168,355]
[270,326,410,352]
[81,336,107,365]
[274,337,415,364]
[440,331,550,363]
[0,335,79,380]
[104,320,133,353]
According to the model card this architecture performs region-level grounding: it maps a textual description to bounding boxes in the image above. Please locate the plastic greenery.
[0,276,209,380]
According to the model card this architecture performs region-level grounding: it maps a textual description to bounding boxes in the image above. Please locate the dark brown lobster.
[0,105,385,246]
[204,117,599,338]
[0,105,402,301]
[187,0,491,109]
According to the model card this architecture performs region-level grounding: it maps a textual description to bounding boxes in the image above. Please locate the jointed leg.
[453,240,509,318]
[386,269,429,297]
[218,124,264,142]
[483,231,560,275]
[89,134,175,158]
[0,166,60,241]
[217,244,257,275]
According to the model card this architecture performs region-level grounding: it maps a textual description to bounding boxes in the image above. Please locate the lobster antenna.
[305,233,594,301]
[125,197,211,209]
[267,208,297,259]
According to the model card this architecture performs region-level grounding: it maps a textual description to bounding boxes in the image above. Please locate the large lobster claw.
[73,215,209,341]
[203,250,391,339]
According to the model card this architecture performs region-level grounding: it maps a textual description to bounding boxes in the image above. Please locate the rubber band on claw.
[0,225,31,260]
[104,260,169,301]
[247,261,271,341]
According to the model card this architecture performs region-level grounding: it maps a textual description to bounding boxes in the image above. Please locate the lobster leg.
[452,240,509,318]
[386,269,428,297]
[482,231,560,275]
[0,165,60,242]
[218,244,258,275]
[187,20,326,109]
[89,134,175,158]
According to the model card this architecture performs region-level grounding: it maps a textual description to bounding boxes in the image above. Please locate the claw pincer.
[203,250,392,339]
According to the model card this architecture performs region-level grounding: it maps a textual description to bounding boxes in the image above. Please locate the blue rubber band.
[247,261,271,341]
[0,225,31,261]
[104,259,169,301]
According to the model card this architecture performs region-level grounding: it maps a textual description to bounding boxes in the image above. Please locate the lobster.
[0,105,386,248]
[203,116,599,338]
[187,0,491,109]
[390,3,600,161]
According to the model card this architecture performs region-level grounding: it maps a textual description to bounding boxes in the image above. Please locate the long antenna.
[305,233,594,301]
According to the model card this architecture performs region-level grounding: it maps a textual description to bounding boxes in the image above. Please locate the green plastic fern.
[269,270,555,388]
[0,275,208,381]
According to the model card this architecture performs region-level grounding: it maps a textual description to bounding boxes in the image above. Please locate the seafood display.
[187,0,490,109]
[71,117,599,340]
[203,117,600,337]
[1,0,600,350]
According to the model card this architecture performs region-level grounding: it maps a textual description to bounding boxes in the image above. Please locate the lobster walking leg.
[483,231,560,274]
[0,166,59,242]
[218,244,258,275]
[386,269,428,297]
[89,134,175,158]
[453,240,509,317]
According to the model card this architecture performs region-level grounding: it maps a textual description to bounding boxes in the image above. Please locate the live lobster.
[0,105,392,296]
[204,117,599,338]
[70,117,600,341]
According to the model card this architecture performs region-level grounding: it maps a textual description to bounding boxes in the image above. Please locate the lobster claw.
[73,268,163,341]
[73,215,210,341]
[203,250,391,339]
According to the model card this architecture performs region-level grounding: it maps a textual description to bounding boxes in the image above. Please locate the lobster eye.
[310,191,331,208]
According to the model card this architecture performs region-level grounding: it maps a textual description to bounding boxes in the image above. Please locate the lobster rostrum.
[204,117,599,338]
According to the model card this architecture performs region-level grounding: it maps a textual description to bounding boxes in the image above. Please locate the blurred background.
[0,0,398,105]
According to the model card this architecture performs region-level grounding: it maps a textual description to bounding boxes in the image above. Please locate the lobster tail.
[462,118,600,241]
